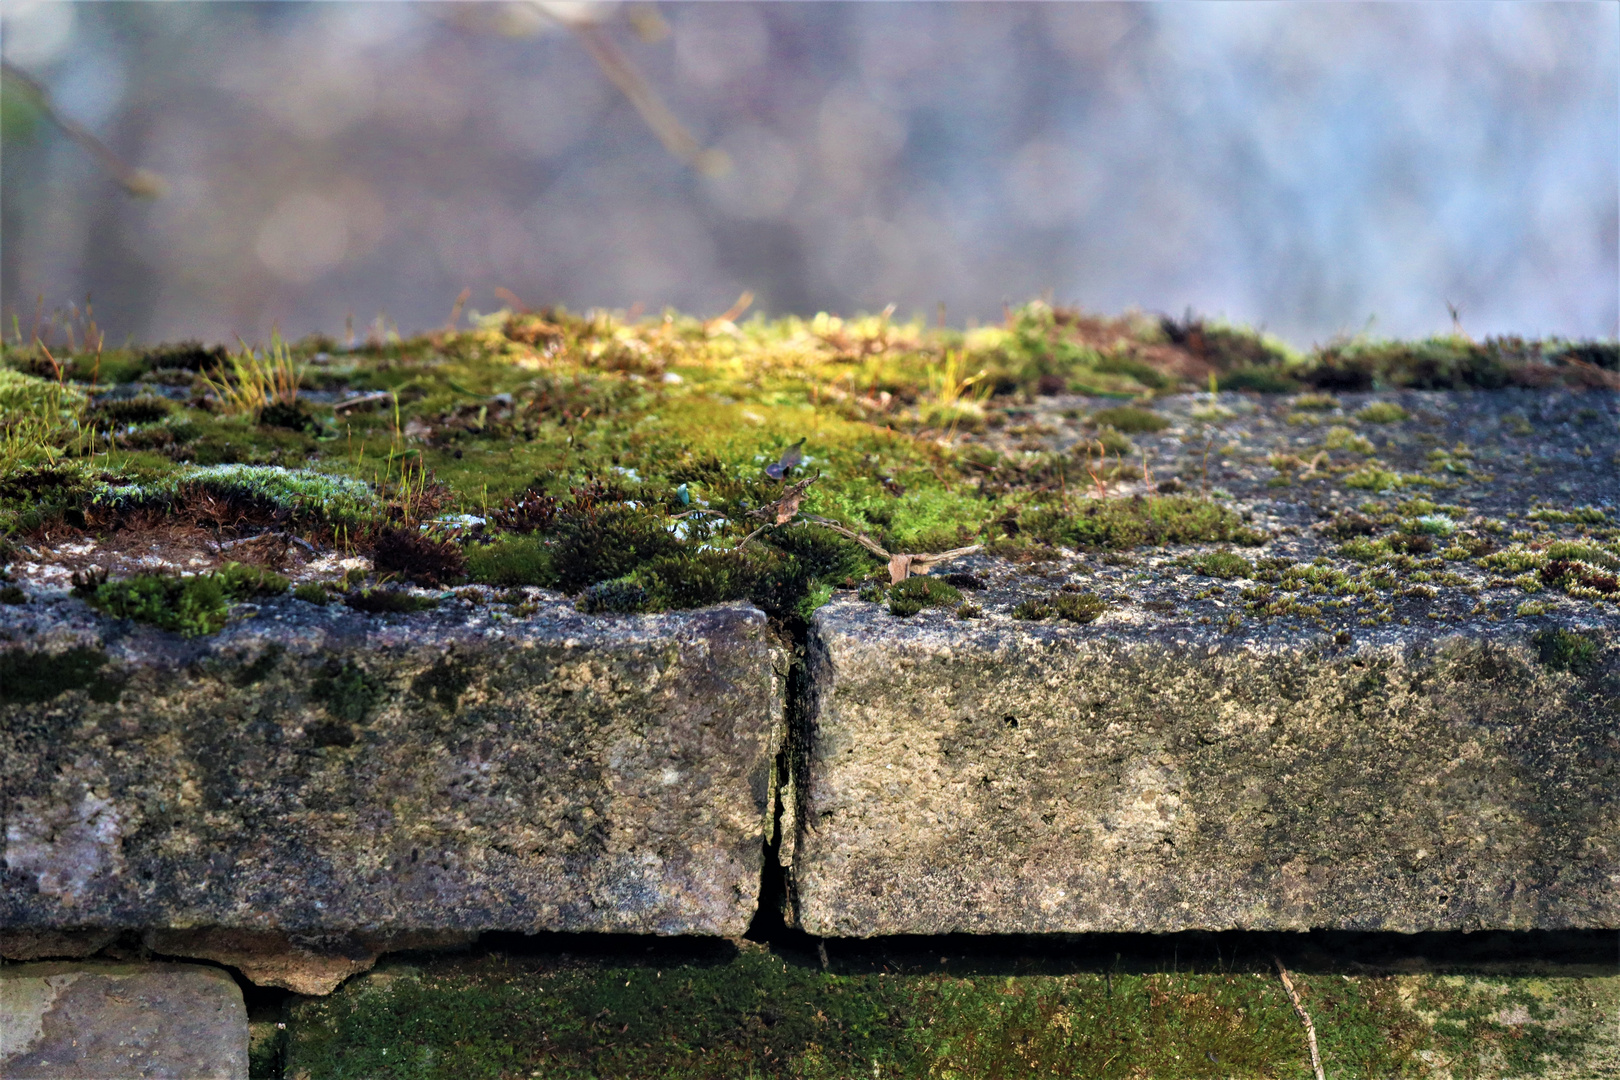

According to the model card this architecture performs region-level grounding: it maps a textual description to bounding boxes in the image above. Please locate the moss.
[91,394,173,427]
[293,582,330,604]
[288,952,1608,1079]
[72,562,282,637]
[0,646,115,705]
[1527,506,1608,525]
[1324,425,1375,454]
[343,587,440,615]
[1193,548,1253,579]
[1012,598,1052,620]
[92,464,380,528]
[257,399,317,433]
[466,534,554,587]
[216,561,292,598]
[1052,590,1106,622]
[311,659,386,724]
[1087,405,1168,434]
[373,525,467,586]
[887,575,962,617]
[1021,495,1266,550]
[16,301,1615,631]
[1355,401,1410,424]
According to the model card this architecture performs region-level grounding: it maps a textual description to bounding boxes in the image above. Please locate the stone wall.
[3,593,1616,989]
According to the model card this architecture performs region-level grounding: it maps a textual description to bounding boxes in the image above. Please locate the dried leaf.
[749,474,819,526]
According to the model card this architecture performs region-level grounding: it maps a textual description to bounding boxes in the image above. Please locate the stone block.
[791,601,1618,936]
[2,598,785,946]
[0,962,247,1080]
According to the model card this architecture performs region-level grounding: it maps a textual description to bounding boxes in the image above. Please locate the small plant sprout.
[922,349,991,435]
[202,331,304,415]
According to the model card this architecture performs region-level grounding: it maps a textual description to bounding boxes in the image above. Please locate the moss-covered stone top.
[1,303,1614,635]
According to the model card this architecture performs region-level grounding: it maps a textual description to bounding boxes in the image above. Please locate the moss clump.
[466,534,553,587]
[1012,598,1052,620]
[1528,506,1609,525]
[887,575,962,617]
[1052,590,1106,622]
[91,394,173,427]
[311,659,386,724]
[92,464,380,528]
[1356,401,1409,424]
[73,562,287,637]
[1087,405,1168,434]
[293,582,330,604]
[343,587,439,615]
[580,527,873,621]
[373,525,466,586]
[1533,629,1600,676]
[1022,495,1266,550]
[1324,425,1375,454]
[1193,548,1253,579]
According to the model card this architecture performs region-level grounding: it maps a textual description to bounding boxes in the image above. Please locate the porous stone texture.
[1,597,785,950]
[0,961,248,1080]
[792,599,1618,936]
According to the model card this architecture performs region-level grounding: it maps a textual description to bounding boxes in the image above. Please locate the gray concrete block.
[791,600,1619,936]
[0,962,247,1080]
[2,598,785,943]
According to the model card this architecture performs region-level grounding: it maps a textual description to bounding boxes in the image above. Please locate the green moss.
[0,646,116,705]
[343,587,440,615]
[1528,506,1609,524]
[1292,393,1341,411]
[1355,401,1410,424]
[311,659,386,724]
[294,582,330,604]
[1012,598,1052,620]
[1323,425,1375,454]
[92,464,380,528]
[287,951,1611,1079]
[1532,630,1602,676]
[216,561,291,598]
[1052,590,1106,622]
[466,534,555,587]
[72,562,281,637]
[1193,548,1253,579]
[1021,495,1265,550]
[1087,406,1168,434]
[887,575,962,617]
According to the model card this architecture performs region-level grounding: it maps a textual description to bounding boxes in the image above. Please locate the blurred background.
[2,0,1616,350]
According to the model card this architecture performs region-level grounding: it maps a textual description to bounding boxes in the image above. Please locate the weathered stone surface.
[791,599,1618,935]
[2,597,785,942]
[143,927,475,996]
[0,928,121,962]
[0,961,247,1080]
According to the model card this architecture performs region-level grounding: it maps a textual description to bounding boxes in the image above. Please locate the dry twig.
[1273,955,1326,1080]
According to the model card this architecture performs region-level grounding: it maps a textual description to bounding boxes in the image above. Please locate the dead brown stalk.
[1273,956,1326,1080]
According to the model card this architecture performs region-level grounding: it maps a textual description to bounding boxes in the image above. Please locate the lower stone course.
[790,600,1619,937]
[0,961,248,1080]
[1,598,785,960]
